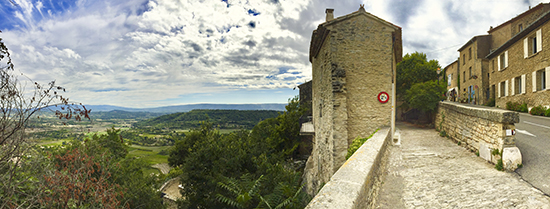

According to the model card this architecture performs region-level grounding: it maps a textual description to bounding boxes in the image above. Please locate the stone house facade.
[457,35,491,104]
[443,60,459,101]
[487,10,550,109]
[445,3,550,108]
[302,6,402,195]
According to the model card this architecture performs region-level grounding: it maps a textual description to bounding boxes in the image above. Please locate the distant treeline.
[89,110,164,120]
[133,109,282,129]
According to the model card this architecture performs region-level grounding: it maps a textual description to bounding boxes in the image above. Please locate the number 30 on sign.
[378,92,389,103]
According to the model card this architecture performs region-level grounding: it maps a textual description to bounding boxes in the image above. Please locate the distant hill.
[84,103,287,113]
[133,109,282,130]
[89,110,164,120]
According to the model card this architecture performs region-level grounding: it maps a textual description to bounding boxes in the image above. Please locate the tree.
[404,80,446,115]
[0,31,91,208]
[168,97,309,209]
[396,52,440,101]
[396,52,443,119]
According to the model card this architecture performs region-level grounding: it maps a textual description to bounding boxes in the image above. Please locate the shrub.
[545,108,550,117]
[519,103,528,113]
[484,98,496,107]
[495,159,504,171]
[530,105,547,116]
[506,101,522,111]
[346,129,379,159]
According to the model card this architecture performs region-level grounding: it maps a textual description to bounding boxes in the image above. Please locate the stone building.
[445,3,550,107]
[443,60,459,101]
[302,6,402,195]
[457,35,491,104]
[487,10,550,109]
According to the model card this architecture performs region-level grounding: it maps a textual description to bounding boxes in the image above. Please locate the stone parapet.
[435,101,521,171]
[305,127,391,209]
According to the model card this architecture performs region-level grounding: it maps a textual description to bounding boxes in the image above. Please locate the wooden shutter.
[546,67,550,90]
[537,29,542,53]
[524,38,529,58]
[498,82,501,98]
[521,74,526,94]
[498,56,501,71]
[533,71,537,92]
[504,51,509,68]
[511,78,515,95]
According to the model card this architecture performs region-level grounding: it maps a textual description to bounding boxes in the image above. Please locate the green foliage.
[484,98,496,107]
[439,130,447,137]
[491,148,501,156]
[505,102,528,112]
[530,105,547,116]
[169,97,308,209]
[134,109,281,130]
[346,129,379,159]
[545,108,550,117]
[397,52,441,99]
[40,128,165,209]
[517,164,523,169]
[404,80,446,114]
[495,159,504,171]
[476,151,480,156]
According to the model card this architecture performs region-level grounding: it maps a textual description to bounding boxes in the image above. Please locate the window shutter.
[546,67,550,90]
[524,38,529,58]
[505,80,509,96]
[498,56,501,71]
[533,71,537,92]
[498,82,501,98]
[537,29,542,53]
[504,51,509,68]
[521,74,526,94]
[511,79,515,95]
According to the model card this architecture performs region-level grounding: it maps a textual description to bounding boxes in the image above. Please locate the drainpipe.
[391,34,396,140]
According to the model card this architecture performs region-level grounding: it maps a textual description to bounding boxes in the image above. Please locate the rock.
[502,147,522,171]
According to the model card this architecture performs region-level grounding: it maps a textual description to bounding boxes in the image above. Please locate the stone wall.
[435,101,522,171]
[305,128,392,209]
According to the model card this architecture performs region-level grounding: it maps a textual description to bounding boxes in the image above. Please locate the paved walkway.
[376,122,550,209]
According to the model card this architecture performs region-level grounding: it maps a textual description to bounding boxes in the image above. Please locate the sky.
[0,0,546,108]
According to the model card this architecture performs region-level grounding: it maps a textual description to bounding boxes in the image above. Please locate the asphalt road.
[515,113,550,195]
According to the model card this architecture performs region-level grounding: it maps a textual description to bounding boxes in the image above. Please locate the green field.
[127,145,171,165]
[38,139,72,147]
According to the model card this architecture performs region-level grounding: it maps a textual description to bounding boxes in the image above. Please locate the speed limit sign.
[378,92,389,103]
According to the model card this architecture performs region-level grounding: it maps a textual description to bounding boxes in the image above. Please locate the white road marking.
[524,121,550,130]
[516,129,536,137]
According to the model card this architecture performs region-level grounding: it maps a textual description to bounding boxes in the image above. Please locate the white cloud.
[1,0,548,107]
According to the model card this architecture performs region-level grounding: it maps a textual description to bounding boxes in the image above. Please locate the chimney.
[325,9,334,21]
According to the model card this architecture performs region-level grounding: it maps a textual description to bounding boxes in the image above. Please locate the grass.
[127,145,171,165]
[38,139,72,146]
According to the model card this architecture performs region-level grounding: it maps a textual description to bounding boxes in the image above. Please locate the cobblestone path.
[376,122,550,209]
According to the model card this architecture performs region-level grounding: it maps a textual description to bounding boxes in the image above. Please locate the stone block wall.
[435,101,521,170]
[305,128,391,209]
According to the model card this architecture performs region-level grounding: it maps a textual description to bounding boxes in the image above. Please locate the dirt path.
[152,163,171,174]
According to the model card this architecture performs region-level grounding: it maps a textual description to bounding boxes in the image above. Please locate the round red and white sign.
[378,92,389,103]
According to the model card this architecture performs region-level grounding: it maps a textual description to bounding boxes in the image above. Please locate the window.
[519,24,523,32]
[447,74,452,86]
[498,51,508,71]
[463,71,466,82]
[463,54,466,65]
[499,81,506,97]
[469,67,472,79]
[534,69,547,91]
[492,60,495,72]
[512,76,523,95]
[524,29,542,58]
[469,47,472,60]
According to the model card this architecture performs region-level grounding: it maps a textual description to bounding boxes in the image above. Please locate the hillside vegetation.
[133,109,281,129]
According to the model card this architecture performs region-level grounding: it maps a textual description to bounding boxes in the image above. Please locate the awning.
[300,122,315,136]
